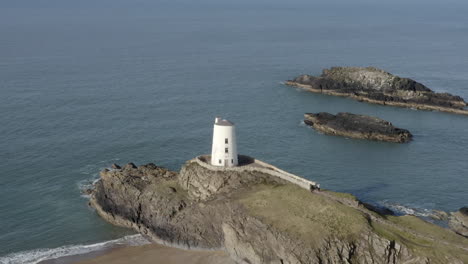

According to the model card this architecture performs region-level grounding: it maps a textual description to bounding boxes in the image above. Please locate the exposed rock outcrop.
[304,112,413,143]
[286,67,468,115]
[178,157,289,201]
[429,210,450,221]
[111,163,121,170]
[449,207,468,238]
[89,158,468,264]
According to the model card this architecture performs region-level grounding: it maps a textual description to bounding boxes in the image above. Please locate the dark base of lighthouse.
[200,155,255,167]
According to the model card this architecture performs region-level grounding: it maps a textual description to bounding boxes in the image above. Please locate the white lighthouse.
[211,117,238,167]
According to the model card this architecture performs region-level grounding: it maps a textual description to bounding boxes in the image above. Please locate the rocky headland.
[88,156,468,264]
[304,112,413,143]
[286,67,468,115]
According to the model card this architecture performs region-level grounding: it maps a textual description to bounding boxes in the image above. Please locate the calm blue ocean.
[1,0,467,262]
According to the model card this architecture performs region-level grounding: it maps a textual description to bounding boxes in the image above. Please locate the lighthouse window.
[225,148,228,153]
[219,159,222,164]
[231,159,233,164]
[225,138,228,144]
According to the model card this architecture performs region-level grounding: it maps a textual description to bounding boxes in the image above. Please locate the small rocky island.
[286,67,468,115]
[304,112,413,143]
[88,157,468,264]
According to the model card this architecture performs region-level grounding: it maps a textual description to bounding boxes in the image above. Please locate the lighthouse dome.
[215,119,234,126]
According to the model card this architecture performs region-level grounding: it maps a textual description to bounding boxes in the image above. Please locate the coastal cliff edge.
[89,157,468,264]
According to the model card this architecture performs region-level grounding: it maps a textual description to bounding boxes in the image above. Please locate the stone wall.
[192,155,318,191]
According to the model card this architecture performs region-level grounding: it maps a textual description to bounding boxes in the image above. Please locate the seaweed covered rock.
[304,112,413,143]
[286,67,468,115]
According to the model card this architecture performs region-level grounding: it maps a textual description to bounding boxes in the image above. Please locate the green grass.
[236,183,468,262]
[237,184,368,244]
[371,217,468,263]
[386,215,467,245]
[322,189,358,201]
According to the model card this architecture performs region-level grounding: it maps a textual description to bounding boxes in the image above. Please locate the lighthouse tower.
[211,117,238,167]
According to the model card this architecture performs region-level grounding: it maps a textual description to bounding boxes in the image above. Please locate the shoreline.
[0,234,149,264]
[42,243,234,264]
[88,195,226,252]
[88,158,468,262]
[38,247,121,264]
[3,200,457,264]
[0,233,232,264]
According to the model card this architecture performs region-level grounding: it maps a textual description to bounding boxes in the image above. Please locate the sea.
[1,0,467,262]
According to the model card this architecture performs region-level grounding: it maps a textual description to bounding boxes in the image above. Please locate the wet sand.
[42,244,236,264]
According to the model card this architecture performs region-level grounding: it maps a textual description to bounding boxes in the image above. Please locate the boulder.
[429,210,449,221]
[123,162,137,170]
[449,207,468,237]
[111,163,121,170]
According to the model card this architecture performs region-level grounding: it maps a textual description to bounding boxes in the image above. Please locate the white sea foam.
[77,160,117,198]
[77,177,101,198]
[0,234,150,264]
[380,200,432,217]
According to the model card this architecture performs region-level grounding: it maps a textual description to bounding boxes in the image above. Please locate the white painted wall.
[211,118,238,167]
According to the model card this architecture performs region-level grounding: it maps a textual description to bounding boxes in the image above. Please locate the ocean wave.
[77,178,100,198]
[77,160,121,198]
[0,234,150,264]
[380,200,432,217]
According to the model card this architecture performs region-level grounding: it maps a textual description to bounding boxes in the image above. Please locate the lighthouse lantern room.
[211,117,238,167]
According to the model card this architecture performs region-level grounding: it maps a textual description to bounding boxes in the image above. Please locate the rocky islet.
[286,67,468,115]
[304,112,413,143]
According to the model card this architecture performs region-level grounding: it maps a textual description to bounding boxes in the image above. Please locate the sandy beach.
[67,244,236,264]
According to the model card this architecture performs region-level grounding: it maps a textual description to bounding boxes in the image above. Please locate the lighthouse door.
[224,159,229,167]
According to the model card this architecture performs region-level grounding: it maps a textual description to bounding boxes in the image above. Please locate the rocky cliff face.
[286,67,468,115]
[304,112,412,143]
[450,207,468,238]
[89,158,468,264]
[178,159,288,201]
